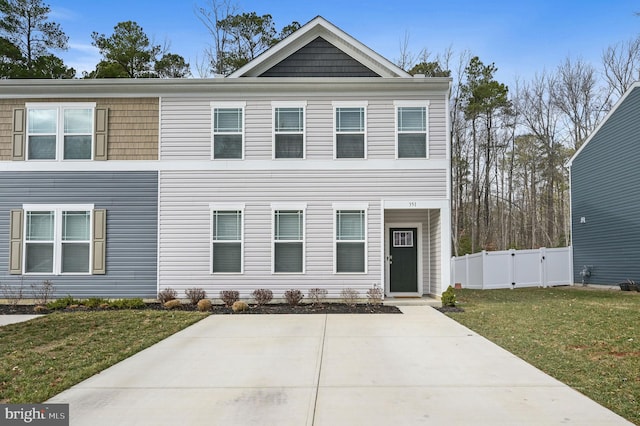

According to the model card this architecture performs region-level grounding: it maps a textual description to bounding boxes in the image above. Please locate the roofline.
[566,81,640,168]
[0,77,452,98]
[228,16,411,79]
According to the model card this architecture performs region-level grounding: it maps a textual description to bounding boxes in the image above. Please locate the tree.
[90,21,190,78]
[155,53,190,78]
[0,0,73,77]
[195,1,299,76]
[602,36,640,99]
[408,61,451,77]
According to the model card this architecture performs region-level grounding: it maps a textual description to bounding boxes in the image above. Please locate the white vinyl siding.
[160,97,447,161]
[26,103,95,161]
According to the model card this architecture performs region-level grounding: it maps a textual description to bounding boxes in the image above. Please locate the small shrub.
[110,298,146,310]
[1,280,25,307]
[30,280,55,305]
[366,286,383,306]
[232,300,249,312]
[219,290,239,307]
[284,289,304,306]
[164,299,182,310]
[158,288,178,304]
[441,286,457,307]
[33,305,49,314]
[308,288,328,306]
[83,297,109,309]
[185,288,207,305]
[47,295,80,310]
[99,303,110,309]
[341,288,359,307]
[197,299,212,312]
[252,289,273,306]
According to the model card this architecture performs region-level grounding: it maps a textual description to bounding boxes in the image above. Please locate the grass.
[447,287,640,425]
[0,310,208,403]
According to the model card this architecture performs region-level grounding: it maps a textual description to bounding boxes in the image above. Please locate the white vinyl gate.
[451,247,573,289]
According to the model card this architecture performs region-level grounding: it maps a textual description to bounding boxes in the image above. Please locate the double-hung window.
[27,103,95,160]
[334,204,367,273]
[23,205,93,274]
[273,205,305,273]
[395,101,429,158]
[211,206,244,273]
[212,102,245,159]
[273,102,305,159]
[334,102,367,159]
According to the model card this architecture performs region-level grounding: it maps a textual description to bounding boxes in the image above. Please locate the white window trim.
[333,202,368,274]
[25,102,96,162]
[271,203,307,274]
[272,101,307,160]
[394,100,430,159]
[209,203,245,275]
[22,203,94,276]
[332,101,368,160]
[210,101,246,161]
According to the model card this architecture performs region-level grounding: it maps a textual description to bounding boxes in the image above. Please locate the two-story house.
[0,17,451,300]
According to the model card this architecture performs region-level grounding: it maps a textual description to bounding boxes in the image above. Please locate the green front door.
[389,227,418,293]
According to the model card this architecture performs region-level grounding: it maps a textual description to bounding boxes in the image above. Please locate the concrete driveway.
[48,306,631,425]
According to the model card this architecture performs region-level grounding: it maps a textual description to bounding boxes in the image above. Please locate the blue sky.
[50,0,640,84]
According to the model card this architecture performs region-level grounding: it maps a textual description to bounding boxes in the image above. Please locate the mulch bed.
[435,306,464,313]
[0,302,402,315]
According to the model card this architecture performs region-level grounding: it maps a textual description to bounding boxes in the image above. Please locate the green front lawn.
[448,287,640,425]
[0,310,208,403]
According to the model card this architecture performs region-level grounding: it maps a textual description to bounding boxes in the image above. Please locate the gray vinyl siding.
[571,86,640,284]
[429,209,441,295]
[160,97,448,161]
[259,37,380,77]
[159,170,446,297]
[0,171,158,298]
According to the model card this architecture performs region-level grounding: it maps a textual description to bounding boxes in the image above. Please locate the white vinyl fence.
[451,247,573,289]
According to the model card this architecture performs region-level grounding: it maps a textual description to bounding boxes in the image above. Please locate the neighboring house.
[0,16,451,299]
[567,82,640,285]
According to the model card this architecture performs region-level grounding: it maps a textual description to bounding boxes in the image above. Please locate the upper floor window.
[212,102,245,160]
[26,103,95,161]
[273,102,305,159]
[395,101,429,158]
[334,101,367,159]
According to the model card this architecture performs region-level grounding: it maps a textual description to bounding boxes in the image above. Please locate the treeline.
[400,36,640,255]
[0,0,299,78]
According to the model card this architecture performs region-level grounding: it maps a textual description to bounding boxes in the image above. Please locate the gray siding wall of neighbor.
[571,87,640,284]
[161,96,448,161]
[158,170,446,297]
[0,171,158,298]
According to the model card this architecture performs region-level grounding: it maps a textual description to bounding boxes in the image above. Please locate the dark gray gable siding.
[0,171,158,298]
[571,86,640,284]
[259,37,381,77]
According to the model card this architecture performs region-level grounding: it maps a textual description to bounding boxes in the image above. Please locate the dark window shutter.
[12,108,25,161]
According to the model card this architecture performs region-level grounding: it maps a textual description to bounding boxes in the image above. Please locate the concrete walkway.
[0,314,41,326]
[48,306,632,425]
